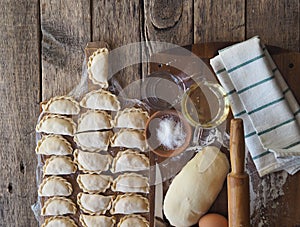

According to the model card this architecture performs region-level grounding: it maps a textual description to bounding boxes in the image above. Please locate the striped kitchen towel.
[210,36,300,177]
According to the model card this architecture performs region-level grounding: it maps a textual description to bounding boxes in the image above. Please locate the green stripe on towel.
[253,150,271,160]
[294,109,300,116]
[283,88,290,95]
[245,131,256,138]
[234,110,246,117]
[237,75,275,94]
[227,54,265,73]
[216,68,226,74]
[257,118,296,136]
[226,89,236,96]
[248,97,284,115]
[283,140,300,149]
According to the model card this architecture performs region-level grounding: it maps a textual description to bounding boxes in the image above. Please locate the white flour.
[247,154,288,226]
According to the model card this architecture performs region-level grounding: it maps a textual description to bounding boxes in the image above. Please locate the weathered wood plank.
[247,0,300,51]
[143,0,193,45]
[142,0,193,79]
[41,0,91,100]
[194,0,245,43]
[0,0,40,226]
[92,1,142,99]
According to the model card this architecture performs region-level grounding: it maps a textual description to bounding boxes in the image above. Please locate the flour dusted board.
[35,44,151,227]
[150,42,300,225]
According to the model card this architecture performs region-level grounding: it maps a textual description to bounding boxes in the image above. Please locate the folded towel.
[210,36,300,177]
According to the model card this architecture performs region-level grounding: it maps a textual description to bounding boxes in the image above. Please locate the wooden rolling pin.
[227,118,250,227]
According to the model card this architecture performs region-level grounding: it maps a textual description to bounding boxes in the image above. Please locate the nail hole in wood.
[7,183,13,193]
[289,63,294,68]
[20,161,25,174]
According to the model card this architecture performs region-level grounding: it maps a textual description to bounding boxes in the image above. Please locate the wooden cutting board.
[150,43,300,226]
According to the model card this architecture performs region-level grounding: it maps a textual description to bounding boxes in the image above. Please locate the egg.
[198,213,228,227]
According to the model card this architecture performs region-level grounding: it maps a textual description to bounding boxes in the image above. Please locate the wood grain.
[143,0,193,45]
[247,0,300,51]
[92,0,142,99]
[40,0,91,100]
[0,0,40,226]
[194,0,245,43]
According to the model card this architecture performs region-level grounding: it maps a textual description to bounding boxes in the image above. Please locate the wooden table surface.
[0,1,299,226]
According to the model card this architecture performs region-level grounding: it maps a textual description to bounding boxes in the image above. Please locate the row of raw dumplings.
[39,92,149,130]
[41,193,149,216]
[42,214,149,227]
[39,172,149,197]
[38,144,149,175]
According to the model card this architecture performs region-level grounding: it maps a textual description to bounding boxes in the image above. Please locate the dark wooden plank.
[143,0,193,45]
[0,0,40,226]
[41,0,91,100]
[142,0,193,76]
[247,0,300,51]
[194,0,245,43]
[92,1,142,99]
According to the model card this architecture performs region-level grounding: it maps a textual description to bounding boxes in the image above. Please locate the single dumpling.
[112,173,149,193]
[80,89,120,111]
[111,149,149,173]
[110,129,147,151]
[80,214,115,227]
[110,193,149,214]
[41,197,77,216]
[117,215,149,227]
[42,96,80,115]
[43,156,77,176]
[87,48,109,88]
[41,216,77,227]
[77,110,113,133]
[114,108,149,129]
[38,176,72,197]
[77,174,112,193]
[77,192,114,215]
[35,135,73,156]
[36,114,76,136]
[74,149,112,174]
[74,131,112,152]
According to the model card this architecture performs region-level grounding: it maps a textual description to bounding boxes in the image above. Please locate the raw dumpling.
[36,114,76,136]
[112,173,149,193]
[42,216,77,227]
[74,149,112,174]
[35,135,73,155]
[111,149,149,173]
[115,108,149,129]
[43,156,77,176]
[77,174,112,193]
[110,194,149,214]
[77,192,113,215]
[41,197,77,216]
[117,215,149,227]
[74,131,112,151]
[80,214,115,227]
[87,48,109,88]
[38,176,72,196]
[42,96,80,115]
[110,129,147,151]
[77,110,113,133]
[80,89,120,111]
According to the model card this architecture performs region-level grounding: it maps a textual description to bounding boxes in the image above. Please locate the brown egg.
[198,213,228,227]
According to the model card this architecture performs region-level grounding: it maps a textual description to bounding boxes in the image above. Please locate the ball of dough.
[163,146,229,226]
